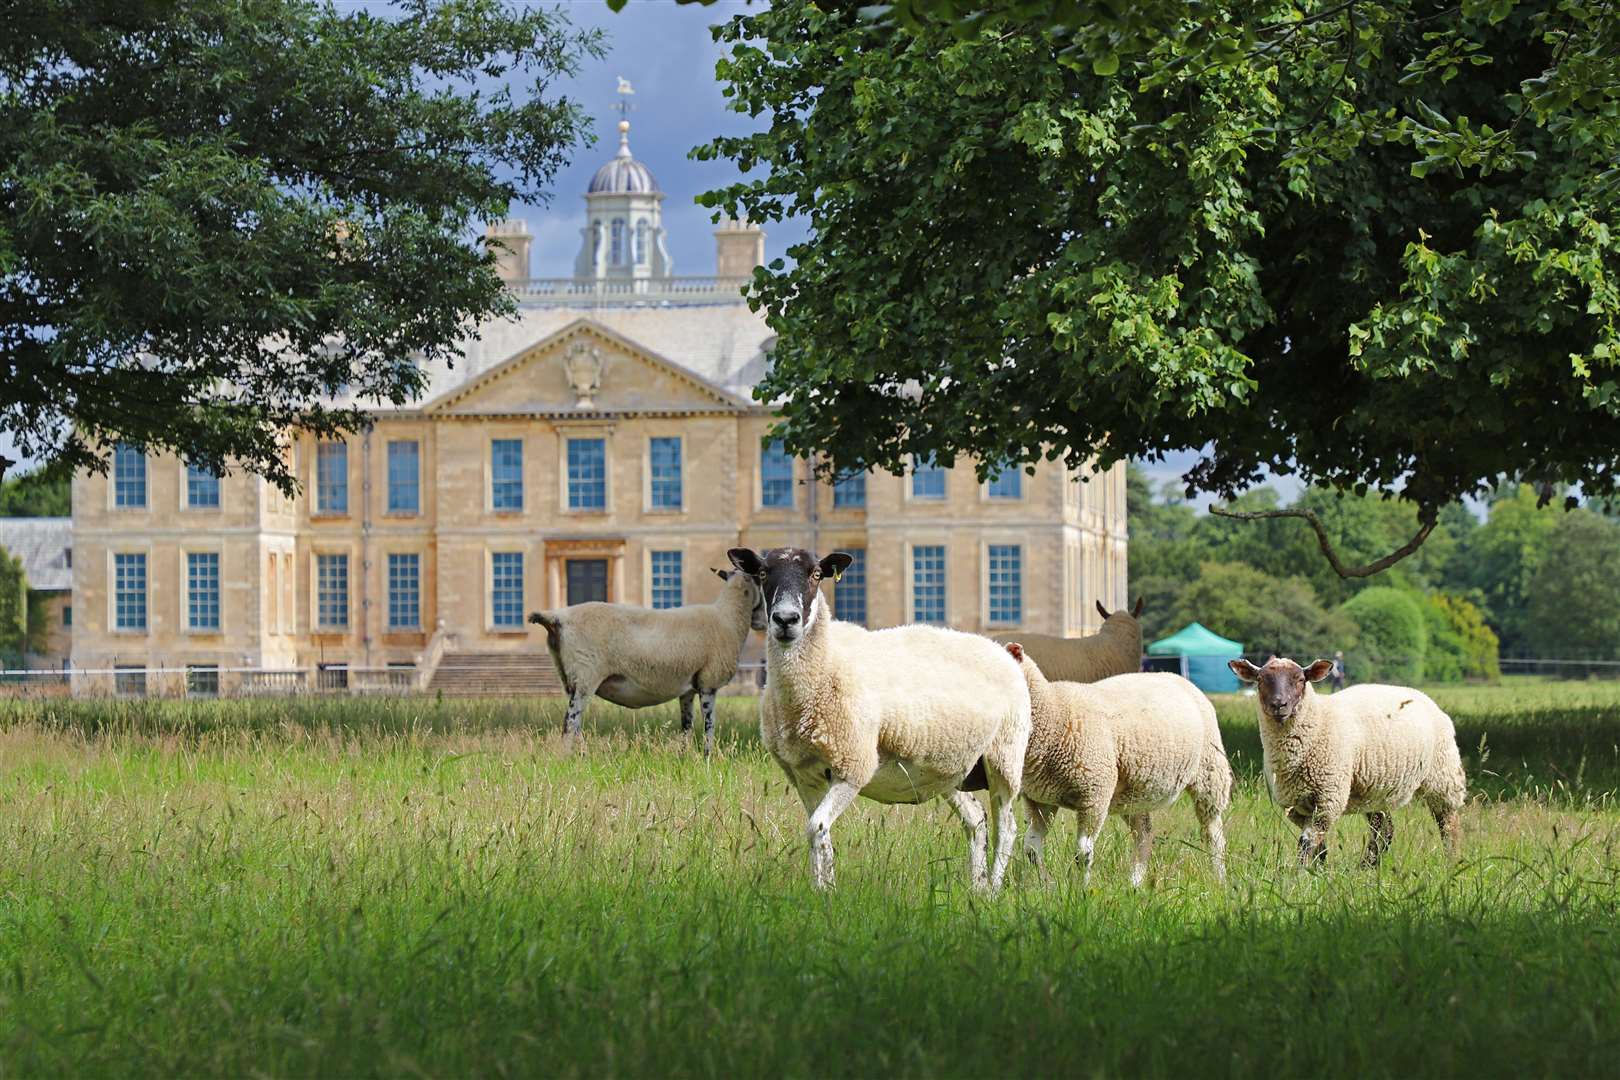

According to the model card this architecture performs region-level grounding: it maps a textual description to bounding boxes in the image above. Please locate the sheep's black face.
[1230,657,1335,723]
[727,547,852,646]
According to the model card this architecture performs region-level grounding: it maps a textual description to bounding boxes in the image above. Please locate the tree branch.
[1208,503,1438,578]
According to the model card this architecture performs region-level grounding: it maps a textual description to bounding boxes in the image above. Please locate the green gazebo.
[1146,622,1245,693]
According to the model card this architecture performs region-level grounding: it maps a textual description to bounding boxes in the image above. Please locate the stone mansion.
[65,120,1128,694]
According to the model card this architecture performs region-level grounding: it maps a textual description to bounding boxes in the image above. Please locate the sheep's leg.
[986,788,1019,894]
[1074,805,1106,886]
[1023,798,1056,884]
[1362,811,1394,869]
[806,779,861,890]
[1127,813,1154,888]
[699,689,717,759]
[1424,794,1462,858]
[946,791,989,889]
[562,686,592,738]
[678,691,695,734]
[1192,792,1227,884]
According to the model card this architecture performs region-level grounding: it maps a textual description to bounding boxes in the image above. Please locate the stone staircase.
[425,652,564,697]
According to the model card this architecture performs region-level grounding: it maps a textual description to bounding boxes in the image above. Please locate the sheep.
[730,546,1032,892]
[527,568,767,756]
[992,598,1144,683]
[1228,657,1467,867]
[1005,643,1231,885]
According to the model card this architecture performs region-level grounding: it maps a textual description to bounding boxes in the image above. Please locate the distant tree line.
[1130,467,1620,682]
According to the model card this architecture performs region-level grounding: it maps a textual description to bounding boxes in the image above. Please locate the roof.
[587,122,661,195]
[0,517,72,591]
[1146,621,1243,656]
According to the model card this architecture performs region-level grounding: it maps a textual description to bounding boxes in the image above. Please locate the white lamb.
[1229,657,1467,866]
[1006,643,1231,885]
[528,569,766,756]
[730,546,1032,892]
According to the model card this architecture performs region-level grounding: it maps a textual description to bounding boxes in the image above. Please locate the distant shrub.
[1422,593,1501,683]
[1340,587,1427,683]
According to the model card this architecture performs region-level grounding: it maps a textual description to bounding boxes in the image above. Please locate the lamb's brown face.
[727,547,852,646]
[1229,656,1336,723]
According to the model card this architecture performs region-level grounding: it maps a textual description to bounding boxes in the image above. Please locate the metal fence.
[0,665,418,700]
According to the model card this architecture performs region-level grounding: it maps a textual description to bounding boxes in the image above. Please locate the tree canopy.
[699,0,1620,572]
[1,0,601,488]
[0,466,70,517]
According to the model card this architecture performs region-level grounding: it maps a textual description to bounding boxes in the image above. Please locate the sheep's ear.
[1096,600,1112,620]
[728,548,765,577]
[1303,659,1335,683]
[1132,596,1145,618]
[1229,659,1262,683]
[818,551,853,582]
[1005,642,1025,662]
[711,568,731,581]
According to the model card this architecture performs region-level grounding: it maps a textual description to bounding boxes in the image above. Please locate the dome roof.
[588,121,660,195]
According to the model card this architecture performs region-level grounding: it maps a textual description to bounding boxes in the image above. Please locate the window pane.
[114,553,147,630]
[491,552,524,627]
[388,441,420,513]
[988,544,1023,625]
[833,471,866,508]
[187,552,220,631]
[115,665,147,696]
[912,545,946,624]
[113,443,146,508]
[635,219,649,264]
[986,466,1022,500]
[317,554,349,628]
[186,463,220,508]
[491,438,524,511]
[317,442,348,514]
[388,553,421,629]
[911,454,946,500]
[833,548,867,625]
[568,438,606,510]
[650,550,683,609]
[761,440,794,508]
[649,437,682,509]
[187,665,219,697]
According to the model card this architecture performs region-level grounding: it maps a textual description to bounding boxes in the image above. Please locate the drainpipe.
[361,432,373,669]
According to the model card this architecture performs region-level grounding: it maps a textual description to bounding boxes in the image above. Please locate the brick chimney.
[714,216,765,277]
[485,219,533,283]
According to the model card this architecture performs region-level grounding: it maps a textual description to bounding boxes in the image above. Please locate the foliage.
[1155,560,1358,660]
[0,547,26,655]
[1448,485,1561,654]
[1,0,601,488]
[1422,592,1502,683]
[1523,508,1620,661]
[701,0,1620,572]
[0,465,70,517]
[1340,586,1427,683]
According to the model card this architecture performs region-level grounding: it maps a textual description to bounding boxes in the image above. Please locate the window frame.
[909,454,946,502]
[112,443,147,510]
[315,440,349,516]
[759,439,794,509]
[184,461,221,510]
[387,552,422,631]
[185,550,222,633]
[832,470,867,509]
[490,437,524,513]
[910,543,948,625]
[647,436,684,512]
[315,552,351,630]
[832,547,868,625]
[387,439,421,515]
[111,552,148,633]
[649,549,683,610]
[984,466,1023,501]
[985,543,1023,627]
[489,550,525,630]
[566,437,608,512]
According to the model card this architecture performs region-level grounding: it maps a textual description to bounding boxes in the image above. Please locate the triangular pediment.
[424,318,750,415]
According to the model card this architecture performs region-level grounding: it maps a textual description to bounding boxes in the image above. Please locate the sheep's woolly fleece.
[994,609,1142,684]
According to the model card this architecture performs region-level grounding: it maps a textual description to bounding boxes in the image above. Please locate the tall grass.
[1,690,1618,1076]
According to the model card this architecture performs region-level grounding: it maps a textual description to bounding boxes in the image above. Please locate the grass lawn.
[2,686,1618,1077]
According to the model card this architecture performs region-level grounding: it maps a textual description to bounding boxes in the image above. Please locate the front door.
[566,559,609,605]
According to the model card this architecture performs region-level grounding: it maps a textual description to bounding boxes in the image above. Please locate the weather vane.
[614,76,636,120]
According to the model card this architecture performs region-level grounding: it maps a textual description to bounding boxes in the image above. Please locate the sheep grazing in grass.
[528,569,767,756]
[1229,657,1467,867]
[1006,643,1231,885]
[993,598,1144,683]
[731,546,1032,892]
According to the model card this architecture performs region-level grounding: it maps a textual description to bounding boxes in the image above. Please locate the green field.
[3,683,1619,1077]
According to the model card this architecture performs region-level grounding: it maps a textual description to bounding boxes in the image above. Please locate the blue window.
[388,441,420,514]
[912,545,946,624]
[635,219,649,264]
[911,455,946,500]
[317,554,349,629]
[388,553,420,629]
[316,442,348,514]
[988,544,1022,625]
[833,548,867,625]
[986,466,1022,500]
[833,471,866,508]
[186,463,220,508]
[568,438,606,510]
[491,552,524,627]
[114,553,147,630]
[761,440,794,508]
[611,218,626,265]
[650,550,683,609]
[187,552,220,631]
[649,437,682,510]
[491,438,523,511]
[113,443,146,508]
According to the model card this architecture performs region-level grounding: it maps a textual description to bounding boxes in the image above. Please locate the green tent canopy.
[1146,622,1245,693]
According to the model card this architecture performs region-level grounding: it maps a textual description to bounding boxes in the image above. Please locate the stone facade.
[65,119,1128,691]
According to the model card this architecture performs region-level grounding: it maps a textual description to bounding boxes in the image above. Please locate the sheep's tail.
[528,610,572,693]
